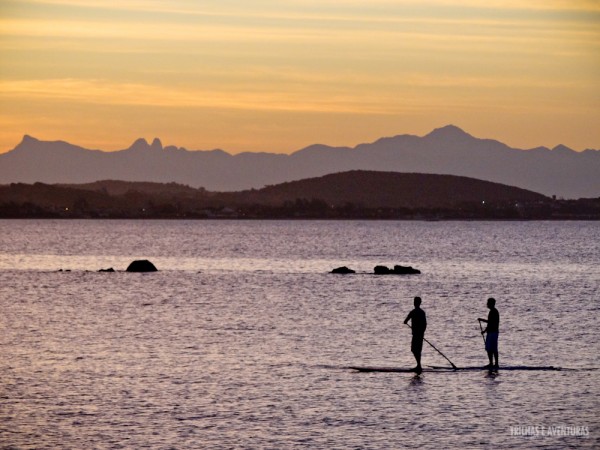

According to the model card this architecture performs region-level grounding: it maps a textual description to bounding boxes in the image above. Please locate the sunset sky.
[1,0,598,153]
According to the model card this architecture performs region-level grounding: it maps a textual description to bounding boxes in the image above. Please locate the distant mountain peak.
[552,144,574,154]
[128,138,150,151]
[12,134,41,152]
[127,137,164,151]
[151,138,163,151]
[21,134,39,144]
[425,125,473,140]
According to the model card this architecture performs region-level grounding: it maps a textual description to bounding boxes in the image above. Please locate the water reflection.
[409,374,424,387]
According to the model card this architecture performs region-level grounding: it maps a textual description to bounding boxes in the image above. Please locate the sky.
[0,0,599,153]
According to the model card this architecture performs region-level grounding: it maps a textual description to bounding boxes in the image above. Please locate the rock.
[393,265,421,275]
[98,267,115,272]
[331,266,356,274]
[126,260,158,272]
[374,265,421,275]
[374,265,392,274]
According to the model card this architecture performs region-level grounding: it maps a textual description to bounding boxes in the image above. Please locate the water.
[0,220,598,449]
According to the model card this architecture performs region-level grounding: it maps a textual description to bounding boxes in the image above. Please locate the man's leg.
[415,338,423,373]
[411,337,423,373]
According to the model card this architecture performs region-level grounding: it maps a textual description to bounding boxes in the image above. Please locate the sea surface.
[0,220,598,449]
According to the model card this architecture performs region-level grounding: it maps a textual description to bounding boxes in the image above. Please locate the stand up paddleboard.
[349,365,564,373]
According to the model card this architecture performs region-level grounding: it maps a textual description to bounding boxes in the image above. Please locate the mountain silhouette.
[1,126,598,198]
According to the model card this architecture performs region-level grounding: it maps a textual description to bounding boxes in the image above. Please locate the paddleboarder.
[478,297,499,370]
[404,296,427,374]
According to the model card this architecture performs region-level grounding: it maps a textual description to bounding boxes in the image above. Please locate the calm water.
[1,220,599,449]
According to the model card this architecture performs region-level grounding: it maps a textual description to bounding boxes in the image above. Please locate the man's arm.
[403,310,412,325]
[478,317,487,334]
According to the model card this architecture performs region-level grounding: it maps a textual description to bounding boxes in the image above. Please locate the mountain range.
[1,125,598,198]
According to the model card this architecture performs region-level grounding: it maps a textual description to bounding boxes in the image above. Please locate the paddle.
[478,319,486,345]
[477,319,485,347]
[405,323,457,370]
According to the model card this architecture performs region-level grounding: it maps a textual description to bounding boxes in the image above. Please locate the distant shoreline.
[2,175,599,220]
[0,216,598,221]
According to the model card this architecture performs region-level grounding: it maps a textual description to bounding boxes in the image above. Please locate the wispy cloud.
[9,0,600,27]
[18,0,600,13]
[0,78,396,114]
[2,74,592,118]
[2,17,596,52]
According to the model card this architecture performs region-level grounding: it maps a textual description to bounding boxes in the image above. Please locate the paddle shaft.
[478,319,486,345]
[405,323,457,369]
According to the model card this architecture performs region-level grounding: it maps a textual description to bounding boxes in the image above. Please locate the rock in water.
[393,265,421,275]
[126,260,157,272]
[374,265,421,275]
[331,266,356,274]
[374,265,392,274]
[98,267,115,272]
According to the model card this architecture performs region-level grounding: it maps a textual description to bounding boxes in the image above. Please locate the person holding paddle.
[478,297,500,370]
[404,296,427,374]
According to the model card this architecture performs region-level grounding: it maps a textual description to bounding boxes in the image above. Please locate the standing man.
[478,297,500,370]
[404,296,427,374]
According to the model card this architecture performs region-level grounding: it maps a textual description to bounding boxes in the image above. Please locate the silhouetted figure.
[479,297,499,370]
[404,296,427,374]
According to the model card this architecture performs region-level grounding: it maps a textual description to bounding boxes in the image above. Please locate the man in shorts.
[479,297,500,370]
[404,296,427,374]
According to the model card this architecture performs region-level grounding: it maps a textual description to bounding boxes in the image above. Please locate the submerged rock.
[331,266,356,274]
[126,260,157,272]
[98,267,115,273]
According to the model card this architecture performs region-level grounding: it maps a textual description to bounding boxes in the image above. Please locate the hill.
[0,126,598,198]
[238,171,547,208]
[4,171,598,220]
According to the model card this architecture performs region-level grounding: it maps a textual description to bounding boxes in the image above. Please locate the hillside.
[239,171,547,208]
[61,180,204,197]
[3,171,598,220]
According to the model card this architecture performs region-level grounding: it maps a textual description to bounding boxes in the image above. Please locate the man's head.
[487,297,496,308]
[414,296,422,307]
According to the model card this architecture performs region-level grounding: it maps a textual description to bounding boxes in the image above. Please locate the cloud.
[1,15,596,52]
[2,73,591,120]
[0,78,398,114]
[18,0,600,13]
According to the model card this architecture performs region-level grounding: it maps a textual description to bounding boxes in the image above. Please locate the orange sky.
[1,0,599,153]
